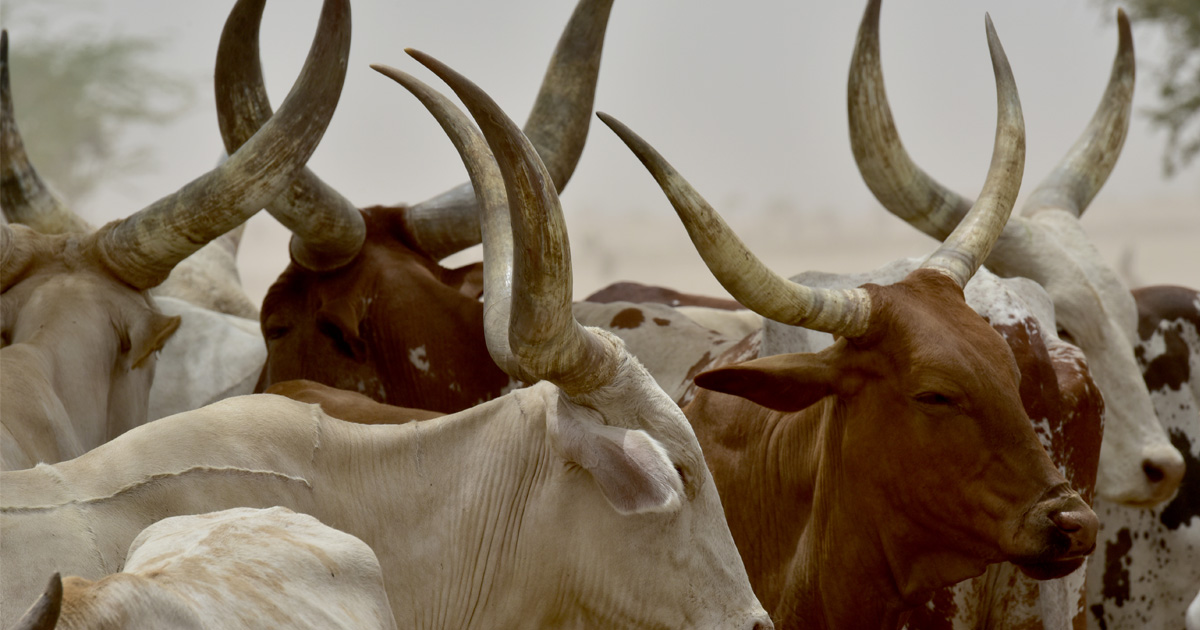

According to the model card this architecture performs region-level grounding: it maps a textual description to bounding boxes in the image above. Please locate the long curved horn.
[13,572,61,630]
[371,63,528,381]
[408,49,621,396]
[214,0,364,272]
[598,113,872,337]
[1022,8,1133,218]
[847,0,973,242]
[94,0,350,290]
[404,0,615,261]
[0,31,90,235]
[919,14,1025,287]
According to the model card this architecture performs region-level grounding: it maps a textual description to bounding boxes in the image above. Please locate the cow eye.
[1056,327,1075,344]
[674,464,688,486]
[915,392,955,407]
[264,325,290,341]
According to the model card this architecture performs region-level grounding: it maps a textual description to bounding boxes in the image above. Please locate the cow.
[847,0,1185,507]
[213,0,615,413]
[1087,284,1200,629]
[0,56,773,629]
[0,0,348,471]
[11,507,397,630]
[595,10,1100,628]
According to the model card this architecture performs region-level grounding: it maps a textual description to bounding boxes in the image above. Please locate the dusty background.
[12,0,1197,301]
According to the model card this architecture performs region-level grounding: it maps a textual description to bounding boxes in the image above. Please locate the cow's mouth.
[1014,556,1086,581]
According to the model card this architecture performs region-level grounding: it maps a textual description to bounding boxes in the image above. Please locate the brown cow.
[848,0,1183,508]
[0,0,348,471]
[597,11,1099,628]
[213,0,615,413]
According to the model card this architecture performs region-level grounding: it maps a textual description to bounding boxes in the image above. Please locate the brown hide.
[586,281,745,311]
[685,269,1096,630]
[256,207,514,413]
[266,379,443,424]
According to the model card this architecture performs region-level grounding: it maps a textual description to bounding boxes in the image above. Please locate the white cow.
[11,507,396,630]
[848,0,1185,507]
[0,57,772,629]
[0,0,347,470]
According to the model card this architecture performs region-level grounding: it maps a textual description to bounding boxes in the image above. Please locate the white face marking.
[408,345,430,372]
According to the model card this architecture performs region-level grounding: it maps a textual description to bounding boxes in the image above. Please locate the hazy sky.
[6,0,1197,296]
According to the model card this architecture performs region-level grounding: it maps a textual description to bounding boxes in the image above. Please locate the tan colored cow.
[848,0,1184,507]
[12,507,397,630]
[0,0,348,471]
[596,12,1099,627]
[1,56,771,629]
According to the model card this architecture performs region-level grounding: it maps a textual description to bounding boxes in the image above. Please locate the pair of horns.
[596,11,1025,338]
[849,0,1132,236]
[1,0,350,291]
[374,53,621,395]
[215,0,613,271]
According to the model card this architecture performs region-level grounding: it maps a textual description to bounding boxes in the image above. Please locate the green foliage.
[1100,0,1200,176]
[1,0,195,204]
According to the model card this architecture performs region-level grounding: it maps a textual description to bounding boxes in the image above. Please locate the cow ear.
[131,313,182,369]
[13,572,62,630]
[315,299,367,361]
[549,397,684,515]
[695,353,836,412]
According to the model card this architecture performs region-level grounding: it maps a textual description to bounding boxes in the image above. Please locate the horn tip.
[1116,8,1133,53]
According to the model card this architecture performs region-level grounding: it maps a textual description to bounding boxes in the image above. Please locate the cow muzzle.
[1006,486,1098,580]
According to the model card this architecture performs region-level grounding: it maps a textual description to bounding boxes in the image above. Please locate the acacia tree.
[1,0,194,205]
[1099,0,1200,176]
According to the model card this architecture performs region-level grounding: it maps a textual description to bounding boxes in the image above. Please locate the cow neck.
[765,397,908,630]
[687,390,816,611]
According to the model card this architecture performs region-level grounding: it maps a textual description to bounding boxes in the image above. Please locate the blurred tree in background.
[1,0,194,205]
[1097,0,1200,176]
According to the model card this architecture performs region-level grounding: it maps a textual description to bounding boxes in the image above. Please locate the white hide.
[149,297,265,421]
[31,507,396,630]
[1,369,769,628]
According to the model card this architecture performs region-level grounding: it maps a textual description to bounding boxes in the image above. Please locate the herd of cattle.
[0,0,1196,627]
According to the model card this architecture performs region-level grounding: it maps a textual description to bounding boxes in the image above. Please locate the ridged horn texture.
[0,31,89,235]
[919,14,1025,287]
[1022,8,1133,218]
[95,0,350,290]
[407,49,621,396]
[13,572,61,630]
[406,0,615,261]
[598,113,873,338]
[371,63,527,380]
[214,0,364,272]
[847,0,972,243]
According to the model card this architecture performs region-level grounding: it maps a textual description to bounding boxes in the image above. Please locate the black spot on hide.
[1160,429,1199,531]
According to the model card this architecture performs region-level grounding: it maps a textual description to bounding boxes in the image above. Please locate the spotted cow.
[1088,285,1200,629]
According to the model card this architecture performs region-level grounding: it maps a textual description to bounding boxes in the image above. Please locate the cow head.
[216,0,615,413]
[597,11,1097,623]
[372,54,772,627]
[0,0,349,468]
[847,0,1184,507]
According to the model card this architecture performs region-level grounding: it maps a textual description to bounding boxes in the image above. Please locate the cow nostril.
[1143,460,1165,483]
[1051,510,1083,533]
